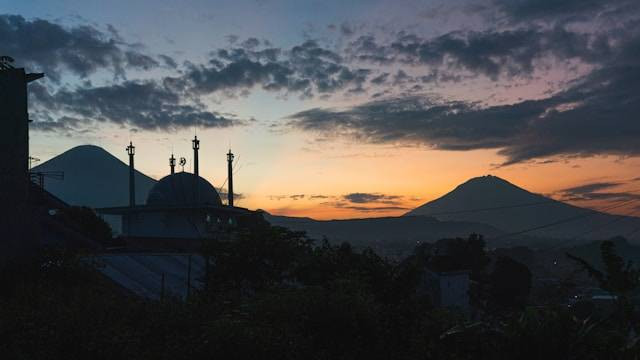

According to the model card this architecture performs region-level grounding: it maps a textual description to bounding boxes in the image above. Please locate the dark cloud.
[173,40,372,98]
[343,192,402,204]
[0,14,159,80]
[493,0,638,22]
[338,205,409,212]
[30,81,243,131]
[556,181,640,202]
[158,54,178,68]
[288,29,640,165]
[218,190,245,201]
[560,182,622,195]
[348,26,610,80]
[269,195,287,201]
[309,195,331,200]
[321,199,408,212]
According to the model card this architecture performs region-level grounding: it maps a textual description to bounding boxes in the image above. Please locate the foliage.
[52,206,113,246]
[486,256,532,311]
[3,227,639,359]
[567,239,640,327]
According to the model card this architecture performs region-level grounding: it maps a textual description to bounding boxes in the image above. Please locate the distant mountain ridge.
[32,145,157,208]
[263,212,502,257]
[34,146,640,251]
[405,175,640,242]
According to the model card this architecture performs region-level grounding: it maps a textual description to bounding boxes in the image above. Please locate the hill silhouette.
[405,175,640,242]
[32,145,157,208]
[263,212,502,257]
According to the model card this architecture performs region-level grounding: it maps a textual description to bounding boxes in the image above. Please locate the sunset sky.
[4,0,640,219]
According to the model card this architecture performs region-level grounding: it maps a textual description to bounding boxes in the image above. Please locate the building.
[421,269,471,314]
[98,138,255,251]
[0,57,45,261]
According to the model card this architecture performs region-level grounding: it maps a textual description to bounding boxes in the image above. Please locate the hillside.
[263,212,502,257]
[406,175,640,242]
[32,145,157,208]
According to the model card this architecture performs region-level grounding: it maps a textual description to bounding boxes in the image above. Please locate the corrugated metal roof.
[85,254,206,300]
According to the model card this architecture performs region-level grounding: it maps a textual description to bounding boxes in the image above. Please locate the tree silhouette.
[567,239,640,325]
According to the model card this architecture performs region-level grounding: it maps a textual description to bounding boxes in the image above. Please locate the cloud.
[337,205,409,212]
[556,181,640,202]
[269,195,288,201]
[314,192,409,212]
[348,26,610,80]
[0,14,159,80]
[321,199,409,212]
[493,0,638,22]
[30,80,244,131]
[288,31,640,165]
[155,40,371,99]
[309,195,331,200]
[218,189,245,201]
[343,192,402,204]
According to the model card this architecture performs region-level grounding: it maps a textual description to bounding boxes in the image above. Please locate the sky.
[4,0,640,219]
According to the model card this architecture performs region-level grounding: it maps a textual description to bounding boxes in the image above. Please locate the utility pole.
[169,153,176,175]
[227,149,234,206]
[126,141,136,208]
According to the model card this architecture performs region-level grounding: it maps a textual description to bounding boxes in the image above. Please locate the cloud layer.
[0,15,158,81]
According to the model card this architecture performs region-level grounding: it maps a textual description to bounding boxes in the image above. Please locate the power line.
[412,200,557,217]
[570,200,640,239]
[490,196,640,241]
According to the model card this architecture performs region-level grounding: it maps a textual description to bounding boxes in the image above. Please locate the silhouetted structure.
[421,270,470,314]
[227,149,234,206]
[0,58,43,209]
[127,142,135,208]
[98,139,253,251]
[1,57,100,260]
[0,57,44,261]
[192,136,199,177]
[169,153,176,175]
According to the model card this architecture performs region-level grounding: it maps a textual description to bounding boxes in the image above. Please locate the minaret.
[192,135,200,177]
[126,141,135,208]
[227,149,234,207]
[169,153,176,175]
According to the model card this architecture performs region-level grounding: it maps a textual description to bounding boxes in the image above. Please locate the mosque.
[98,136,256,250]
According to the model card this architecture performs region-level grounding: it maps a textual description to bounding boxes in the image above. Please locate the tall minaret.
[126,141,135,208]
[169,153,176,175]
[227,149,234,207]
[192,135,200,177]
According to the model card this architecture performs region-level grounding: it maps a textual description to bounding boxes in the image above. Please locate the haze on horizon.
[5,0,640,219]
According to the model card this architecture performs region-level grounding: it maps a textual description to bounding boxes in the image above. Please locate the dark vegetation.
[1,219,639,359]
[52,206,114,246]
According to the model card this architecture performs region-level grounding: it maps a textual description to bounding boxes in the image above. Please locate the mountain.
[263,212,502,258]
[32,145,157,208]
[405,175,640,243]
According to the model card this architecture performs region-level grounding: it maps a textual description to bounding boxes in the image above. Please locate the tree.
[487,256,532,311]
[52,206,113,246]
[427,234,491,280]
[567,239,640,324]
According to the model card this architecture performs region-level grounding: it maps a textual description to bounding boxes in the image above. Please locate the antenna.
[227,149,235,206]
[0,55,15,71]
[169,153,176,174]
[126,141,136,208]
[28,156,40,170]
[192,135,200,176]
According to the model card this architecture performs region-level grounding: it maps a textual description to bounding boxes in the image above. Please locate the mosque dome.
[146,172,223,206]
